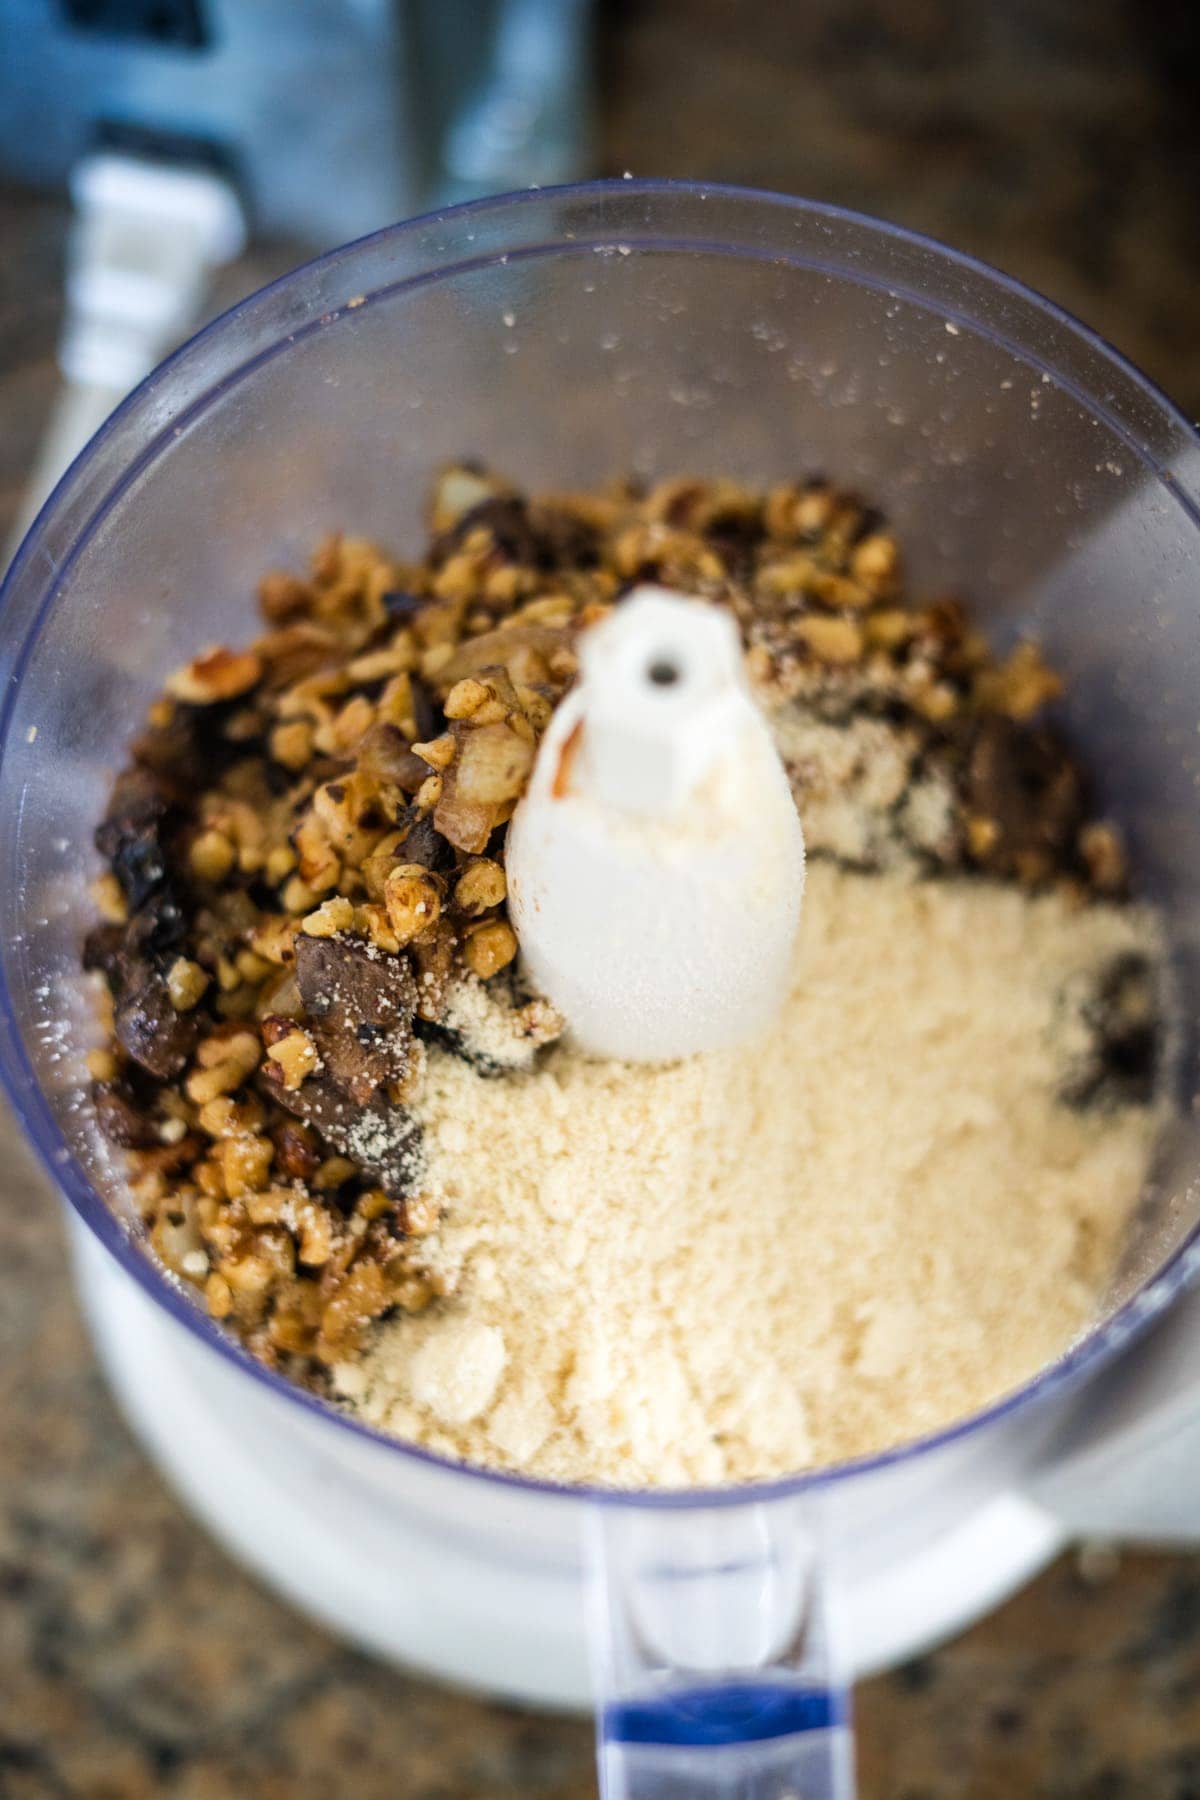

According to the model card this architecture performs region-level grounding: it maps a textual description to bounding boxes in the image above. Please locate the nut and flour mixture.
[83,465,1167,1488]
[336,867,1160,1485]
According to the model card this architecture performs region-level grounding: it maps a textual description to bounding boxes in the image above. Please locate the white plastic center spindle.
[506,586,806,1062]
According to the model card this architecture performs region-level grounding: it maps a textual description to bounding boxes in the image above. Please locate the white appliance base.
[77,1226,1063,1706]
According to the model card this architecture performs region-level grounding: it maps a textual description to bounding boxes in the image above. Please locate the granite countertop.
[3,2,1200,1792]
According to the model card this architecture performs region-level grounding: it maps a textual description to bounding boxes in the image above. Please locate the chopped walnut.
[1079,821,1127,894]
[383,864,444,946]
[220,1133,275,1198]
[851,533,900,595]
[973,641,1063,721]
[444,677,490,720]
[451,721,535,806]
[168,646,263,704]
[190,828,236,883]
[91,871,129,925]
[271,719,315,770]
[454,858,507,915]
[258,571,313,623]
[413,732,457,771]
[793,616,864,664]
[167,957,210,1012]
[463,918,518,979]
[301,896,356,937]
[266,1026,321,1090]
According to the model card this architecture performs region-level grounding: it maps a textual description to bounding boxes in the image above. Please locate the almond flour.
[334,862,1162,1487]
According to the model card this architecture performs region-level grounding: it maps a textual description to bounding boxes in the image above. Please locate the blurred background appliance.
[0,0,593,537]
[0,0,592,239]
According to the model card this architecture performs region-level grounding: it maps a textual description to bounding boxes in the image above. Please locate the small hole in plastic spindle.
[647,657,682,688]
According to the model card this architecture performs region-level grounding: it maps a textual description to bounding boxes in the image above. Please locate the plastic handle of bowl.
[584,1496,855,1799]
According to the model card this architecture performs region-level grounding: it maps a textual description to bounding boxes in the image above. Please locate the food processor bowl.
[4,182,1200,1797]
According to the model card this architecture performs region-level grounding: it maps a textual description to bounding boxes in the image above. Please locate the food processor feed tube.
[510,592,849,1796]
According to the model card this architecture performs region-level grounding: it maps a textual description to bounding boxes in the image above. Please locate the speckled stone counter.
[3,2,1200,1791]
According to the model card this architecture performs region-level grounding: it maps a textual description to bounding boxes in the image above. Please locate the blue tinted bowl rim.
[2,176,1199,1513]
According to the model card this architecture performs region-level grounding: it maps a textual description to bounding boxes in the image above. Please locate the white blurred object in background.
[9,153,245,548]
[0,0,594,552]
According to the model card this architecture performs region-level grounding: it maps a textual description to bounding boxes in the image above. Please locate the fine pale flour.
[334,862,1162,1487]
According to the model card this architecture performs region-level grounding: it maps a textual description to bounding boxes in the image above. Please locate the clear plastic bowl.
[3,181,1200,1797]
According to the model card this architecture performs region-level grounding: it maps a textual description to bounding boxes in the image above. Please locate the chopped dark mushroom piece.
[1061,953,1160,1110]
[262,1064,422,1199]
[113,971,198,1079]
[294,931,417,1104]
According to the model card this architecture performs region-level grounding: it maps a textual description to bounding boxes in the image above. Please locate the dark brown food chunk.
[93,1080,165,1149]
[357,724,431,796]
[294,932,417,1104]
[262,1064,421,1198]
[273,1118,322,1183]
[409,674,440,745]
[382,589,427,622]
[393,808,455,871]
[529,500,601,568]
[113,970,197,1079]
[1061,952,1160,1110]
[435,495,545,569]
[95,768,175,911]
[962,716,1085,884]
[82,923,125,981]
[93,910,197,1080]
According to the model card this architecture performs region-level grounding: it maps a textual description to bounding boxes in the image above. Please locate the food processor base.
[72,1219,1063,1703]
